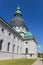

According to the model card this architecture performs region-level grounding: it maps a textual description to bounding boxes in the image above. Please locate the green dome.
[24,32,33,39]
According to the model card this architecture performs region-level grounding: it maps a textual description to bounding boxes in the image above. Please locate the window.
[14,37,15,39]
[16,27,18,29]
[7,42,10,51]
[1,28,4,32]
[26,42,28,44]
[17,46,19,53]
[0,39,3,50]
[20,27,22,29]
[30,54,32,57]
[26,48,28,54]
[9,33,11,36]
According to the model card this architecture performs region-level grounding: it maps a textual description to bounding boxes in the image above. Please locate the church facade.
[0,6,37,60]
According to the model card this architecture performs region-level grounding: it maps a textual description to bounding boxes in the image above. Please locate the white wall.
[21,40,37,58]
[0,51,23,60]
[0,50,37,60]
[0,21,37,59]
[0,22,22,53]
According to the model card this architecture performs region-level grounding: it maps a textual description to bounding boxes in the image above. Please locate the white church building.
[0,6,38,60]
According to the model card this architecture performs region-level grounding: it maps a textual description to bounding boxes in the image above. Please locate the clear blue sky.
[0,0,43,53]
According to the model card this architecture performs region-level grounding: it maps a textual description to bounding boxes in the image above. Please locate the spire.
[14,6,22,17]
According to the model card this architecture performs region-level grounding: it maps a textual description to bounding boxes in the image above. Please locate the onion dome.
[10,6,28,31]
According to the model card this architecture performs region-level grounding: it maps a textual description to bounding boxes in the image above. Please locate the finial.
[17,5,20,10]
[14,5,22,17]
[14,0,22,17]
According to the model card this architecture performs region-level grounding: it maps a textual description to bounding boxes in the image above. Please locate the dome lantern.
[10,6,28,31]
[14,6,22,17]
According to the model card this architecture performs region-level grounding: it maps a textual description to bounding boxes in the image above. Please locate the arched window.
[1,28,4,32]
[13,44,15,52]
[26,48,28,54]
[9,33,11,36]
[26,42,28,44]
[7,42,10,51]
[14,36,15,39]
[0,39,3,50]
[17,46,19,53]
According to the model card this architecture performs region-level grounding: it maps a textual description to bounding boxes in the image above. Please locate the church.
[0,6,37,60]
